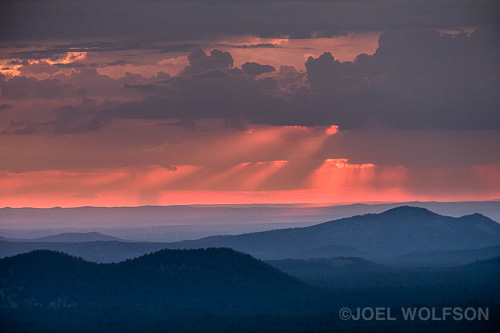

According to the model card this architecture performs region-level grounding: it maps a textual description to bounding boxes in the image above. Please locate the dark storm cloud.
[123,83,162,92]
[61,68,134,96]
[302,29,500,129]
[0,103,12,111]
[1,76,75,100]
[0,67,161,100]
[4,29,498,132]
[3,42,120,62]
[5,110,110,135]
[53,62,86,69]
[3,42,130,61]
[105,29,500,130]
[2,98,111,135]
[155,44,204,54]
[104,49,286,126]
[1,41,201,67]
[5,50,69,61]
[193,69,229,79]
[48,104,111,134]
[1,0,498,42]
[181,48,234,76]
[104,60,129,67]
[241,62,276,76]
[216,43,280,49]
[110,76,285,126]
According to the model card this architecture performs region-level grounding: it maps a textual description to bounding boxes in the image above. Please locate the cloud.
[123,83,160,92]
[4,107,110,135]
[1,0,497,42]
[241,62,275,76]
[55,68,155,97]
[0,103,12,111]
[1,95,111,135]
[100,28,499,131]
[2,29,499,134]
[305,51,356,92]
[274,65,307,92]
[18,61,62,75]
[302,28,500,129]
[181,48,234,76]
[2,41,202,66]
[155,44,204,54]
[54,62,86,69]
[0,76,75,100]
[99,49,283,124]
[47,104,111,134]
[218,43,280,49]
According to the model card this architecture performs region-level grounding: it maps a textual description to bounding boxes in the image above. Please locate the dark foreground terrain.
[0,248,499,332]
[1,207,499,332]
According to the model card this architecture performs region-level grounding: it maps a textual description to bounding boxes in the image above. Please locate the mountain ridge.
[2,202,499,236]
[0,232,125,243]
[1,206,499,262]
[166,206,500,260]
[33,232,125,242]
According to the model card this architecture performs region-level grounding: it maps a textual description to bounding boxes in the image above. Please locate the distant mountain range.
[1,232,124,243]
[1,201,499,242]
[1,206,499,263]
[167,206,500,260]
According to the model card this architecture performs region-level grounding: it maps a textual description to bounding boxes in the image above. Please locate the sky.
[0,0,499,208]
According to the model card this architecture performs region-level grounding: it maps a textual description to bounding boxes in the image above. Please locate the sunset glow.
[0,1,498,209]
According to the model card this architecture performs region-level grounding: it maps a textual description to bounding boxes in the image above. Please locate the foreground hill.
[382,244,500,266]
[267,257,391,289]
[0,240,169,263]
[0,249,311,312]
[1,250,499,332]
[167,206,500,260]
[268,256,500,299]
[0,249,318,333]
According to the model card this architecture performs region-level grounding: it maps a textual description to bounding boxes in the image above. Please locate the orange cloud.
[0,52,87,78]
[215,33,380,70]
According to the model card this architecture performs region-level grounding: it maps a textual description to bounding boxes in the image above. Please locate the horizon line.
[1,199,499,210]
